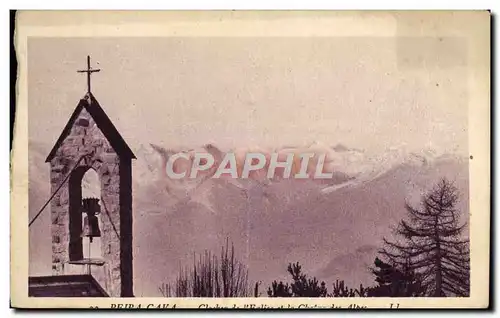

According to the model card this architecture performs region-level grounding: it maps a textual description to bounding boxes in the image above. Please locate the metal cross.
[77,55,100,93]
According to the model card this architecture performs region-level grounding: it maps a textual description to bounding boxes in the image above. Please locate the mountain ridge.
[28,140,469,296]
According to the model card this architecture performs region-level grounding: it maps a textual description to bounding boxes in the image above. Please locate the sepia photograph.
[10,11,490,309]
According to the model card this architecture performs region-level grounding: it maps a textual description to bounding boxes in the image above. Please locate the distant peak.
[203,143,220,151]
[149,143,167,156]
[332,143,350,152]
[306,140,330,149]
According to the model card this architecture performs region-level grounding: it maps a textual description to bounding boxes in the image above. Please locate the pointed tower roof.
[45,92,136,162]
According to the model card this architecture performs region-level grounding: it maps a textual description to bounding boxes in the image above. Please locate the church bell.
[81,198,101,242]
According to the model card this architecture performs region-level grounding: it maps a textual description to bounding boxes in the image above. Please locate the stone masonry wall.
[49,102,133,297]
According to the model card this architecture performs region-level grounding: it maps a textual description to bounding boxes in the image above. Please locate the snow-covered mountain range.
[28,140,469,296]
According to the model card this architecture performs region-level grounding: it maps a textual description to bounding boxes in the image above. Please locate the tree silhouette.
[267,262,327,297]
[267,281,293,297]
[159,238,250,297]
[267,262,367,297]
[379,178,470,297]
[367,257,425,296]
[331,279,369,297]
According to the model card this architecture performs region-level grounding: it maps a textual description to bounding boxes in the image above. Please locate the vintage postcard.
[11,11,490,309]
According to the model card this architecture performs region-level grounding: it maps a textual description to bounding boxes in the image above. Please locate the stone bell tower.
[44,56,136,297]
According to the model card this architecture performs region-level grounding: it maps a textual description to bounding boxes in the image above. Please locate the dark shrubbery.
[159,238,249,297]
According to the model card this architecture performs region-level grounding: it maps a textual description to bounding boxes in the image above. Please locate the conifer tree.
[380,178,470,297]
[267,262,366,297]
[267,262,327,297]
[368,257,425,296]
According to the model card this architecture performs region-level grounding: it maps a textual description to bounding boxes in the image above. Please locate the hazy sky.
[28,37,468,155]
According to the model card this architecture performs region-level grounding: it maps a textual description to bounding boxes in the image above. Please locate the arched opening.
[81,168,103,262]
[68,166,104,267]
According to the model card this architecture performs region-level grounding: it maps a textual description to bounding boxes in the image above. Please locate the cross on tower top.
[77,55,100,93]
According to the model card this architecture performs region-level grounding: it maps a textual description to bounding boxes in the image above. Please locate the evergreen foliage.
[379,179,470,297]
[367,257,426,296]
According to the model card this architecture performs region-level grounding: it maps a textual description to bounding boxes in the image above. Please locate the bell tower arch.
[45,91,136,297]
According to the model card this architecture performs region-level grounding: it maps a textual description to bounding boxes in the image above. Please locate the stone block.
[105,184,120,195]
[52,263,64,274]
[91,139,104,148]
[52,254,61,263]
[102,153,118,164]
[111,267,121,279]
[52,165,65,173]
[101,173,111,183]
[52,243,63,254]
[72,126,85,135]
[59,194,69,205]
[105,147,117,154]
